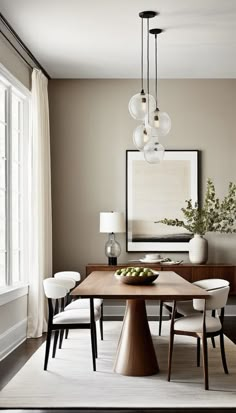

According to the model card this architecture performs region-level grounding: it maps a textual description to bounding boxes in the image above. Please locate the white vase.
[189,234,208,264]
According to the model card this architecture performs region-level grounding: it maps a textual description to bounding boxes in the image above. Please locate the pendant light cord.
[146,18,150,118]
[141,17,144,92]
[147,18,150,97]
[155,34,158,109]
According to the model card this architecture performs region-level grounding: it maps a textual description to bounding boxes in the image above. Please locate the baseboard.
[0,317,27,361]
[104,304,236,318]
[104,304,172,318]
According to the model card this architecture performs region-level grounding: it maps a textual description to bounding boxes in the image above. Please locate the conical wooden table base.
[114,299,159,376]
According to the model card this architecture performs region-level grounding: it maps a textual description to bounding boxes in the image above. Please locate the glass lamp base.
[105,233,121,266]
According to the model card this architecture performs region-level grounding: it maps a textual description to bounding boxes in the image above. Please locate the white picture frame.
[126,150,199,252]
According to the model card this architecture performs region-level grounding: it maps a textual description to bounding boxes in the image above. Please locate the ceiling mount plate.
[149,28,163,35]
[139,11,158,19]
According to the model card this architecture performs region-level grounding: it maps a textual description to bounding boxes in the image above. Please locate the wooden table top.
[71,271,209,300]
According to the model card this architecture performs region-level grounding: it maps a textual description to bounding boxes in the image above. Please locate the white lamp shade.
[100,212,125,233]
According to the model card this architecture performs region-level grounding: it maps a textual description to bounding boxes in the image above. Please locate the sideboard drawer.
[161,266,192,282]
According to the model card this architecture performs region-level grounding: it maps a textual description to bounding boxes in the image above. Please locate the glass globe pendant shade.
[128,92,156,121]
[133,124,151,150]
[143,138,165,164]
[145,109,171,137]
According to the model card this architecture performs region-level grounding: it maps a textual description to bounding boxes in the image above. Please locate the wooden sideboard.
[86,263,236,295]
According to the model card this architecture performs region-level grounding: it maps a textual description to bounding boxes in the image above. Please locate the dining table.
[71,270,208,377]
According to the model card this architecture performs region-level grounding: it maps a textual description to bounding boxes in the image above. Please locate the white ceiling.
[0,0,236,79]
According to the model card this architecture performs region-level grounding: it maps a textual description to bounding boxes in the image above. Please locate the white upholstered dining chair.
[54,271,104,341]
[158,278,230,337]
[167,284,230,390]
[43,278,101,371]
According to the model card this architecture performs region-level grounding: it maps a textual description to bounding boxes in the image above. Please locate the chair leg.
[52,330,59,358]
[99,303,104,340]
[202,335,209,390]
[65,329,69,339]
[197,337,201,367]
[90,326,96,371]
[44,328,52,370]
[211,337,216,348]
[94,321,98,358]
[90,298,96,371]
[211,310,216,348]
[159,300,163,336]
[59,329,64,349]
[219,332,229,374]
[167,330,174,381]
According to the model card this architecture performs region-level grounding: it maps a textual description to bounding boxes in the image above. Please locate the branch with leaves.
[156,179,236,236]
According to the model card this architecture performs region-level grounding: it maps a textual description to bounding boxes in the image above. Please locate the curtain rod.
[0,13,51,80]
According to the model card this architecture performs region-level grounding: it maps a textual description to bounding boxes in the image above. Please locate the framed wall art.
[126,150,199,252]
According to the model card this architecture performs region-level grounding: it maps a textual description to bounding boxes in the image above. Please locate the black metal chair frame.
[44,296,97,372]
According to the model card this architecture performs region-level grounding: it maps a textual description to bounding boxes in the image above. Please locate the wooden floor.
[0,317,236,413]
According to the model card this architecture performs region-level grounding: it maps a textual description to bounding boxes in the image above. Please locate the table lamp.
[100,212,125,265]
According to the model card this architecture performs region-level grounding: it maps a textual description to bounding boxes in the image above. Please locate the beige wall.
[49,79,236,277]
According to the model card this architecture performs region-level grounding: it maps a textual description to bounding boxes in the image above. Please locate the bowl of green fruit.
[114,267,159,285]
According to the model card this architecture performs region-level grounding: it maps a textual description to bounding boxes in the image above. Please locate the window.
[0,65,30,290]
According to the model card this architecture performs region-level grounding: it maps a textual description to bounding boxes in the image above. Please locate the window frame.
[0,63,31,294]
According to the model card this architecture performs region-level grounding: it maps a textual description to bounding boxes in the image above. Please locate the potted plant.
[157,179,236,263]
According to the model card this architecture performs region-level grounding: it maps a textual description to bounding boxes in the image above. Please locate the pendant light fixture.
[129,11,171,161]
[144,140,165,164]
[129,11,156,151]
[145,28,171,137]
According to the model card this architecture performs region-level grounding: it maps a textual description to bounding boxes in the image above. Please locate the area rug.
[0,321,236,408]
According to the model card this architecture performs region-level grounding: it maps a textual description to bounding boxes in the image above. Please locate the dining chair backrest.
[54,271,81,282]
[45,276,75,291]
[43,278,68,299]
[193,285,230,312]
[193,278,230,291]
[53,277,76,291]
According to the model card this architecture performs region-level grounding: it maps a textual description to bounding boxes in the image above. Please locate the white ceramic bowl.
[145,254,160,260]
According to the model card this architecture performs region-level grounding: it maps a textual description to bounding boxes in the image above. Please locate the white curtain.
[27,69,52,338]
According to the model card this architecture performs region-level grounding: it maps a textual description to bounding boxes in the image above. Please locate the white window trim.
[0,63,31,294]
[0,284,29,306]
[0,63,31,98]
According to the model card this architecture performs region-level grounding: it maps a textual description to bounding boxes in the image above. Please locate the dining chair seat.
[53,308,101,324]
[64,298,103,311]
[174,314,222,333]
